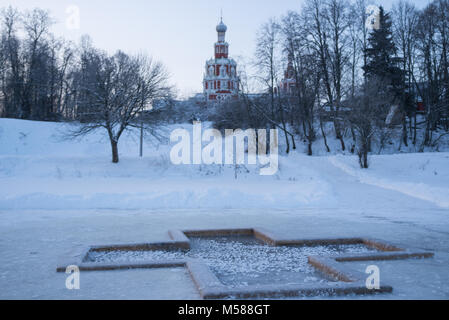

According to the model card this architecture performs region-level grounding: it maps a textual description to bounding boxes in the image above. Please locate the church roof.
[216,20,227,33]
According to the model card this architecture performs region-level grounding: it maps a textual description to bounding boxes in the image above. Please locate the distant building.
[277,54,297,95]
[410,82,428,114]
[203,18,239,103]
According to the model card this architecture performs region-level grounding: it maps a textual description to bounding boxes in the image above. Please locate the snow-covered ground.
[0,119,448,299]
[330,153,449,209]
[0,119,334,210]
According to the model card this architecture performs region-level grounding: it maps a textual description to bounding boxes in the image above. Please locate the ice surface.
[1,208,448,299]
[87,236,377,286]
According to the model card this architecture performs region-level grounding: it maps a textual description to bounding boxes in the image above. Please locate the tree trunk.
[413,113,417,145]
[320,116,330,153]
[307,141,313,156]
[335,121,346,151]
[350,125,356,154]
[290,133,296,150]
[362,150,368,168]
[358,148,369,169]
[402,115,408,148]
[284,129,290,154]
[111,140,119,163]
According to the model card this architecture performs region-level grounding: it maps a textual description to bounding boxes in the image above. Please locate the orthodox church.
[203,19,240,102]
[278,54,297,95]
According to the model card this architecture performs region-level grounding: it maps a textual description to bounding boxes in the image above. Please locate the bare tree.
[414,0,449,149]
[354,0,373,76]
[303,0,351,151]
[0,7,74,121]
[348,79,389,168]
[281,11,318,155]
[0,6,23,118]
[68,49,171,163]
[22,8,53,119]
[393,0,419,148]
[255,18,294,153]
[255,18,281,121]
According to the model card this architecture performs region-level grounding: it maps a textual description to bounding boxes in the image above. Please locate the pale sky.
[0,0,430,98]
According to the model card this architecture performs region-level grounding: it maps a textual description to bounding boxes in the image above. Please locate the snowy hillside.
[0,119,332,209]
[0,118,448,210]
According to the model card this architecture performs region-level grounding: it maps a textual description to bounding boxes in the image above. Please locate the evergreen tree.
[363,6,403,94]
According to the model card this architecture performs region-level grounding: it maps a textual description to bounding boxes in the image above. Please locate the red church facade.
[203,19,239,103]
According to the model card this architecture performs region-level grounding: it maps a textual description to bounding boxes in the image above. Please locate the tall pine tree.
[363,6,403,95]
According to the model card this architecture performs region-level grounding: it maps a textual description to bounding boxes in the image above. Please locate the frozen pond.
[1,208,448,299]
[86,236,378,286]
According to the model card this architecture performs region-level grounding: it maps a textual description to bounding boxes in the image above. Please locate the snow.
[330,154,449,208]
[0,119,334,210]
[0,119,448,299]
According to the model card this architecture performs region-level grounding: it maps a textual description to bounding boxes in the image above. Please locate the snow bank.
[329,154,449,208]
[0,119,333,209]
[2,119,448,210]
